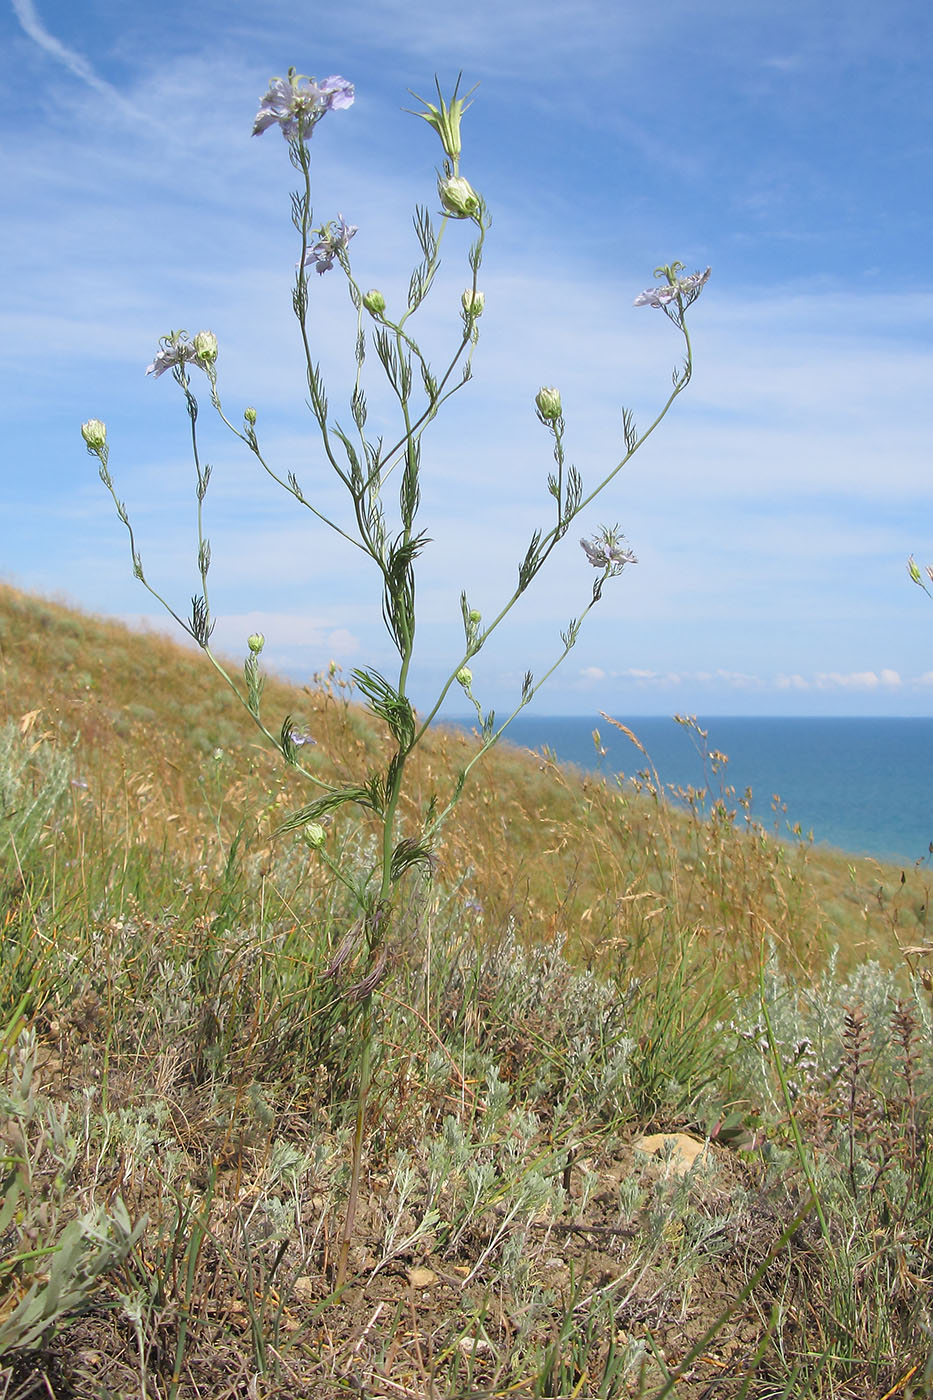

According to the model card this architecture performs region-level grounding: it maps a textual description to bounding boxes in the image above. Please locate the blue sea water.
[445,716,933,865]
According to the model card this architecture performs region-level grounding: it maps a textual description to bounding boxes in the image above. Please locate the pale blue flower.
[253,70,354,141]
[146,339,196,378]
[633,283,679,309]
[146,330,217,378]
[288,728,316,747]
[303,215,357,274]
[634,265,711,309]
[318,76,355,111]
[581,530,637,570]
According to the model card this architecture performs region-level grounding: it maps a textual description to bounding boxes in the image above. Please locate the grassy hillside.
[0,582,931,1398]
[0,582,927,980]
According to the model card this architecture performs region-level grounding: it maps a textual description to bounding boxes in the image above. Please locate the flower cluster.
[253,70,354,142]
[634,265,711,310]
[146,330,218,379]
[580,529,637,572]
[303,215,357,275]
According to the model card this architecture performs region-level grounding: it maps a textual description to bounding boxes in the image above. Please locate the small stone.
[408,1267,437,1288]
[632,1132,710,1176]
[457,1335,492,1355]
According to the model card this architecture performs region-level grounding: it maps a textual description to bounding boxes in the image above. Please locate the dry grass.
[0,581,927,982]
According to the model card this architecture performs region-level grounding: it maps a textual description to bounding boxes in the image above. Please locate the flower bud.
[438,175,480,219]
[304,822,326,848]
[363,288,386,315]
[193,330,218,364]
[461,288,484,317]
[468,609,481,624]
[81,419,107,450]
[244,406,257,425]
[247,633,265,653]
[456,666,473,688]
[535,386,562,420]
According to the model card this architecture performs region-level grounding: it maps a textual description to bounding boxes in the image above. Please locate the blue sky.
[5,0,933,718]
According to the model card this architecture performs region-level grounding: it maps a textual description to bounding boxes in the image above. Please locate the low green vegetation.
[0,582,931,1397]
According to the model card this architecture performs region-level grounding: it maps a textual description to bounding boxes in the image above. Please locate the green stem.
[577,318,694,517]
[336,992,374,1287]
[424,581,607,840]
[412,314,695,748]
[209,393,367,554]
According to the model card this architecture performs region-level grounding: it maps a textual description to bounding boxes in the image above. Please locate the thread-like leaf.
[351,668,416,751]
[390,836,435,881]
[275,785,374,835]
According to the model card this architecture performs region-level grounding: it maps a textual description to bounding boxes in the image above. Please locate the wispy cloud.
[10,0,151,125]
[121,610,361,666]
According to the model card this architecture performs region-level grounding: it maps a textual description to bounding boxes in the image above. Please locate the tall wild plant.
[81,68,709,1282]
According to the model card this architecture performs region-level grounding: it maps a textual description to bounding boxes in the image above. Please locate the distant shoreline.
[440,714,933,865]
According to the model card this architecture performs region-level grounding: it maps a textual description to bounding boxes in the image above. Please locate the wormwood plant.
[81,68,710,1284]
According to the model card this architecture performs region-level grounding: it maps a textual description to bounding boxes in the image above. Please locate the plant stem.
[335,991,374,1287]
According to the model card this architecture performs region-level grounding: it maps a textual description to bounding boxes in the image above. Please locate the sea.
[443,715,933,866]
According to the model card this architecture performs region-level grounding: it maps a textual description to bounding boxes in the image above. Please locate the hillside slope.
[0,580,926,975]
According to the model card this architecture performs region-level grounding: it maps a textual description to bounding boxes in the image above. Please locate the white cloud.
[776,673,810,690]
[813,670,902,690]
[11,0,152,126]
[594,666,915,695]
[713,669,762,688]
[618,668,683,686]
